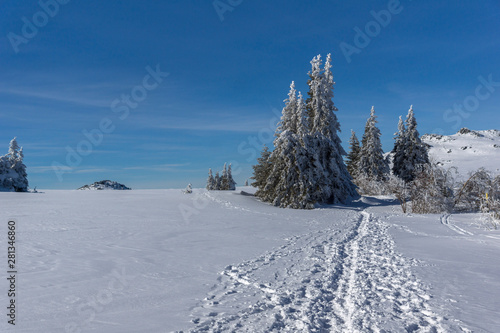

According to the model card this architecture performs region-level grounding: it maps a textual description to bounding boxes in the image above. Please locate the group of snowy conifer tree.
[343,105,477,215]
[206,163,236,191]
[244,53,496,216]
[346,105,431,197]
[251,54,358,209]
[0,137,29,192]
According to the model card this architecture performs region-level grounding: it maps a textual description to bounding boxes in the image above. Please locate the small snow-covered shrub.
[479,176,500,229]
[385,175,408,213]
[184,184,193,194]
[354,174,390,196]
[454,168,496,212]
[410,165,455,214]
[480,197,500,229]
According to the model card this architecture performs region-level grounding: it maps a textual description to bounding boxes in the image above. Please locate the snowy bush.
[409,165,455,214]
[481,196,500,229]
[454,168,495,211]
[354,174,391,196]
[386,165,456,214]
[184,184,193,194]
[451,170,500,228]
[452,169,500,227]
[385,175,409,213]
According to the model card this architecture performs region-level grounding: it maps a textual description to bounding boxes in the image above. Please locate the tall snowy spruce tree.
[358,106,389,181]
[392,106,430,183]
[305,54,358,203]
[0,137,29,192]
[259,81,314,208]
[253,54,358,208]
[346,130,361,179]
[251,145,272,197]
[392,115,406,179]
[214,171,221,190]
[206,168,215,190]
[227,164,236,190]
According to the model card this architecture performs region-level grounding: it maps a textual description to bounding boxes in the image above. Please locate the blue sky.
[1,0,499,189]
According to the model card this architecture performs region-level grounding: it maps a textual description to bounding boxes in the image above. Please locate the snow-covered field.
[1,188,499,332]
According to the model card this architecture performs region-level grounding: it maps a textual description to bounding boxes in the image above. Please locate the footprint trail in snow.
[185,209,464,332]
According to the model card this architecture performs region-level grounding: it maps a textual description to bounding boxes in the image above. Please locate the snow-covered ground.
[422,128,500,179]
[1,188,499,332]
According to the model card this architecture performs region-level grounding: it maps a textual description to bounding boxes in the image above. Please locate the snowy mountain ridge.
[77,180,131,190]
[421,128,500,178]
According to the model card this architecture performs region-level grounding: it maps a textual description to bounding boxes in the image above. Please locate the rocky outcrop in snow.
[421,128,500,178]
[77,180,131,190]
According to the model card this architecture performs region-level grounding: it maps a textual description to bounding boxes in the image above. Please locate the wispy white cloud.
[29,163,193,174]
[74,168,115,174]
[123,163,191,171]
[132,109,279,133]
[28,165,72,174]
[0,87,110,108]
[28,166,113,174]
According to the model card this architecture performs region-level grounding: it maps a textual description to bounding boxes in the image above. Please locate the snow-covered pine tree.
[306,56,322,130]
[8,137,20,164]
[358,106,389,181]
[0,154,7,190]
[14,146,28,192]
[396,106,430,183]
[294,91,316,208]
[214,171,221,190]
[206,168,215,190]
[251,145,272,196]
[260,82,315,208]
[0,137,28,192]
[392,115,406,180]
[296,92,309,139]
[184,183,193,194]
[306,54,358,203]
[220,163,229,190]
[227,164,236,190]
[346,130,361,179]
[260,81,298,205]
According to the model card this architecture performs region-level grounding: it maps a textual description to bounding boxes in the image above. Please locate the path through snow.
[185,208,464,332]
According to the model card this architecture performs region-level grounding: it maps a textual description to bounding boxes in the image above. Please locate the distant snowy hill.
[77,180,131,190]
[422,128,500,178]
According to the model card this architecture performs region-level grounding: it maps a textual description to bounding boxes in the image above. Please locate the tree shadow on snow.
[317,196,399,211]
